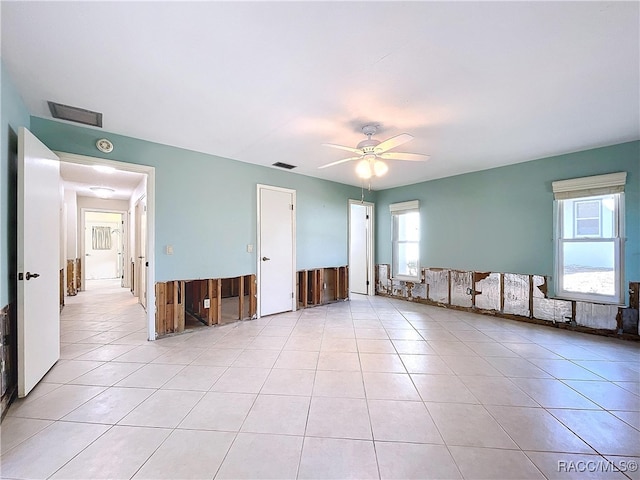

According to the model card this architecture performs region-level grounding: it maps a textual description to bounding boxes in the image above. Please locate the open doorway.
[349,200,375,296]
[58,152,156,340]
[83,211,125,285]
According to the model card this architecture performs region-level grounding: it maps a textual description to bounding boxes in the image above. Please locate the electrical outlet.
[247,244,253,253]
[204,298,211,308]
[166,245,174,255]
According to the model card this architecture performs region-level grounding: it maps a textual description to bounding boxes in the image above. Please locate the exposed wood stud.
[207,279,214,326]
[528,274,534,318]
[249,274,257,317]
[216,279,222,323]
[238,276,245,320]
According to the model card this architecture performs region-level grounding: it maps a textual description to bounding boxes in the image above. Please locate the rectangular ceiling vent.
[47,101,103,127]
[272,162,297,170]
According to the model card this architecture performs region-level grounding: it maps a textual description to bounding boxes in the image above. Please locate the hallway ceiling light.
[92,165,116,174]
[90,186,115,198]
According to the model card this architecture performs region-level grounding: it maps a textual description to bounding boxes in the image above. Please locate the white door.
[135,198,147,309]
[17,128,61,397]
[258,185,295,316]
[349,201,374,295]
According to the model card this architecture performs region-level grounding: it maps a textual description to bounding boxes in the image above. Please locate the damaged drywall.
[532,275,572,323]
[474,272,501,311]
[426,268,449,304]
[375,265,637,338]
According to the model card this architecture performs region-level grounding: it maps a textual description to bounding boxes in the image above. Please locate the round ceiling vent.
[96,138,114,153]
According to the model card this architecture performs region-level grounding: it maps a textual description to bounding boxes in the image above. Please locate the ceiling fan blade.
[322,143,362,155]
[318,156,362,169]
[375,133,414,153]
[379,152,430,162]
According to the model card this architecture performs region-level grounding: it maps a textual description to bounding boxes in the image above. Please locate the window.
[391,200,420,280]
[574,199,601,237]
[553,172,626,304]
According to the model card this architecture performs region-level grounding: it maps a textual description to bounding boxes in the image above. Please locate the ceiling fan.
[319,124,429,179]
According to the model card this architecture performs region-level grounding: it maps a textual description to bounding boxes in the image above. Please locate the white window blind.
[389,200,420,212]
[552,172,626,200]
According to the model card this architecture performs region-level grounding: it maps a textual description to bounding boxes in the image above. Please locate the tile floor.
[1,280,639,479]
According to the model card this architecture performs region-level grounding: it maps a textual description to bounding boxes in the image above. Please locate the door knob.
[25,272,40,280]
[262,257,270,261]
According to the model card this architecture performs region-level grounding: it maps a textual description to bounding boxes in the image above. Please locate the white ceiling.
[2,1,638,190]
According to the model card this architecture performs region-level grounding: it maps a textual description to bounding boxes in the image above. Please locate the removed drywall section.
[450,270,473,308]
[475,272,501,311]
[532,275,571,322]
[575,302,618,330]
[426,269,449,304]
[155,274,257,337]
[297,266,348,308]
[503,273,530,318]
[376,264,638,338]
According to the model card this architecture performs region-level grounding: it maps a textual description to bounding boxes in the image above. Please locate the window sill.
[392,276,421,283]
[553,293,625,306]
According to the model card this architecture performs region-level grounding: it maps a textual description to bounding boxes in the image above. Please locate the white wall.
[129,177,147,290]
[64,189,78,259]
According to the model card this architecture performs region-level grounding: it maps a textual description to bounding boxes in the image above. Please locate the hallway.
[1,286,639,479]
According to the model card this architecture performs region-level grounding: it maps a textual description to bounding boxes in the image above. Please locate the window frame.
[552,172,626,305]
[390,200,420,282]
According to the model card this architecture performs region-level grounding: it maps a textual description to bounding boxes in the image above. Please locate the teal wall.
[1,65,30,306]
[30,117,367,282]
[13,106,640,302]
[375,141,640,298]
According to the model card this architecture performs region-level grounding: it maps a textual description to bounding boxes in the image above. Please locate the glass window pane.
[397,242,419,277]
[397,211,419,241]
[562,241,615,296]
[562,194,616,239]
[576,201,599,218]
[576,218,600,236]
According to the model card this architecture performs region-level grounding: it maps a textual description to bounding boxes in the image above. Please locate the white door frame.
[134,196,147,309]
[348,199,375,296]
[256,184,296,318]
[80,208,127,286]
[55,151,157,340]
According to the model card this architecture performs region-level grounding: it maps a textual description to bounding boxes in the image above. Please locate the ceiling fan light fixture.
[373,160,388,177]
[356,159,372,179]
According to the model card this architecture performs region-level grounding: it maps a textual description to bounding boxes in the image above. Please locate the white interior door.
[349,201,374,295]
[17,128,61,397]
[258,185,295,316]
[135,198,147,309]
